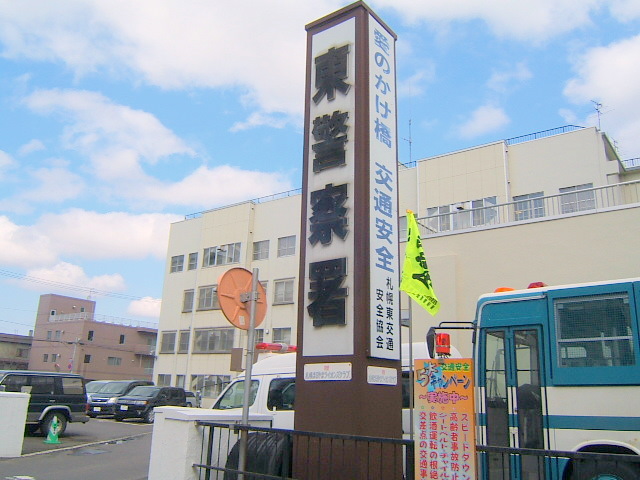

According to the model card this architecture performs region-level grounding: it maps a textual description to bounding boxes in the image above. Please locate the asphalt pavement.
[0,418,154,480]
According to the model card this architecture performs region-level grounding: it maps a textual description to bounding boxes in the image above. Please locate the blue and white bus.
[473,278,640,480]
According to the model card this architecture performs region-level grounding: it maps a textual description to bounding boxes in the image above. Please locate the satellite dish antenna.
[217,267,267,329]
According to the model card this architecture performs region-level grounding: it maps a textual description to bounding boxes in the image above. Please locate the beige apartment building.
[154,125,640,405]
[29,294,157,381]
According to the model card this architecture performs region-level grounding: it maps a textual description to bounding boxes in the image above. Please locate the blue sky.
[1,1,639,335]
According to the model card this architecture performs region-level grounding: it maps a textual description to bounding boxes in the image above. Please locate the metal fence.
[419,180,640,237]
[195,422,413,480]
[195,422,640,480]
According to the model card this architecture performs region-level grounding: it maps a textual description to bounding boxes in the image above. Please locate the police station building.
[153,124,640,406]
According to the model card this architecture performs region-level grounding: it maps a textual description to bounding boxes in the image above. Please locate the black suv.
[87,380,153,417]
[0,370,89,435]
[114,386,187,423]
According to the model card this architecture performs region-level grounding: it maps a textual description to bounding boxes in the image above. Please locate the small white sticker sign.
[367,366,398,386]
[304,363,352,381]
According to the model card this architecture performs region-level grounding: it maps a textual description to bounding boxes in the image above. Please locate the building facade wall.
[155,126,640,404]
[29,294,156,381]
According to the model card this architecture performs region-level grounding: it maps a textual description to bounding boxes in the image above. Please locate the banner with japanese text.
[414,358,477,480]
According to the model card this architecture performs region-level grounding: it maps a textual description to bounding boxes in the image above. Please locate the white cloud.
[608,0,640,21]
[0,150,16,176]
[563,35,640,157]
[398,67,436,98]
[487,62,532,93]
[26,262,126,293]
[0,216,56,268]
[36,209,182,260]
[0,1,345,123]
[18,139,45,156]
[127,297,161,319]
[372,0,600,43]
[20,166,85,203]
[456,104,510,139]
[24,89,194,177]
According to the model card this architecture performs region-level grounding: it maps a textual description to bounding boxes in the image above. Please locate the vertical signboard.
[414,358,477,480]
[295,2,402,445]
[302,17,356,357]
[368,15,399,360]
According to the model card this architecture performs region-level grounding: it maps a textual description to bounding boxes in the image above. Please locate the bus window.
[214,380,259,409]
[555,293,634,368]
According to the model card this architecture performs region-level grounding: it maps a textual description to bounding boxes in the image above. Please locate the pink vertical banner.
[414,358,477,480]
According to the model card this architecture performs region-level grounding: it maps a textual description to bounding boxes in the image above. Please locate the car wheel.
[42,412,68,436]
[114,415,124,422]
[186,401,193,407]
[144,409,155,423]
[25,424,40,435]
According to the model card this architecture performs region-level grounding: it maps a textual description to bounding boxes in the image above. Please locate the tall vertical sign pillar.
[295,0,401,452]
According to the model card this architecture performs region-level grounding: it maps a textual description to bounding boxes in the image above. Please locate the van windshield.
[214,380,258,409]
[86,381,109,393]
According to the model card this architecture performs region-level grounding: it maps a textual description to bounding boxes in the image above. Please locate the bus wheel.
[569,459,640,480]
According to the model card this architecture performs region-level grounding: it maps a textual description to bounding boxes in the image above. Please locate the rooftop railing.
[416,180,640,238]
[48,312,158,330]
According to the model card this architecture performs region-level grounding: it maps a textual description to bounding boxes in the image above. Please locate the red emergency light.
[255,342,297,353]
[528,282,547,289]
[435,333,451,356]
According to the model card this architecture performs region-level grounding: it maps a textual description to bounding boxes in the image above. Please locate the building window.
[182,290,195,312]
[87,330,94,341]
[253,240,270,260]
[160,331,177,353]
[273,279,294,304]
[203,242,241,267]
[43,353,49,363]
[16,348,29,358]
[107,356,122,366]
[50,310,56,316]
[157,374,171,386]
[178,330,190,353]
[273,327,292,345]
[170,255,185,273]
[55,330,61,340]
[254,329,265,345]
[190,374,231,398]
[426,197,497,233]
[560,183,595,214]
[277,236,296,257]
[514,192,545,221]
[176,375,185,388]
[197,285,220,310]
[188,252,198,270]
[119,334,126,345]
[193,328,234,353]
[47,331,52,340]
[84,354,92,364]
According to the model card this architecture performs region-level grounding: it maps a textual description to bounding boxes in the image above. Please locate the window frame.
[277,236,296,257]
[197,285,220,310]
[160,331,177,354]
[183,289,195,313]
[273,278,295,305]
[193,328,234,353]
[170,255,185,273]
[253,240,270,261]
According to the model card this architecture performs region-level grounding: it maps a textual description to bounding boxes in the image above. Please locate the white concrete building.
[154,125,640,405]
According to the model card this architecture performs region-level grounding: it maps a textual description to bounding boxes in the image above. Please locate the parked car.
[85,380,113,401]
[87,380,153,417]
[0,370,89,435]
[185,390,200,407]
[114,386,187,423]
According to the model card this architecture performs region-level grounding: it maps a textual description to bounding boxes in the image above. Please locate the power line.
[0,269,152,301]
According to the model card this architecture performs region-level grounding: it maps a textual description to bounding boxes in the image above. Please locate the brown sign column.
[295,0,402,468]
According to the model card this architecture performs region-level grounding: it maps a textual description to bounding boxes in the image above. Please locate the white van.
[210,341,461,434]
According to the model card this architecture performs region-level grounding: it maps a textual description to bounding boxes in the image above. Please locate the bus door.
[482,326,546,480]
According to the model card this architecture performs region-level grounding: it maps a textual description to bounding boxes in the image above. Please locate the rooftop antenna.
[402,118,413,167]
[592,100,602,130]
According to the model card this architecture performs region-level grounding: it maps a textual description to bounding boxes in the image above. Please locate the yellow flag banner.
[400,211,440,315]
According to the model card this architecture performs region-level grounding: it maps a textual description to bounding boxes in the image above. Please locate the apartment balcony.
[133,345,156,356]
[415,180,640,238]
